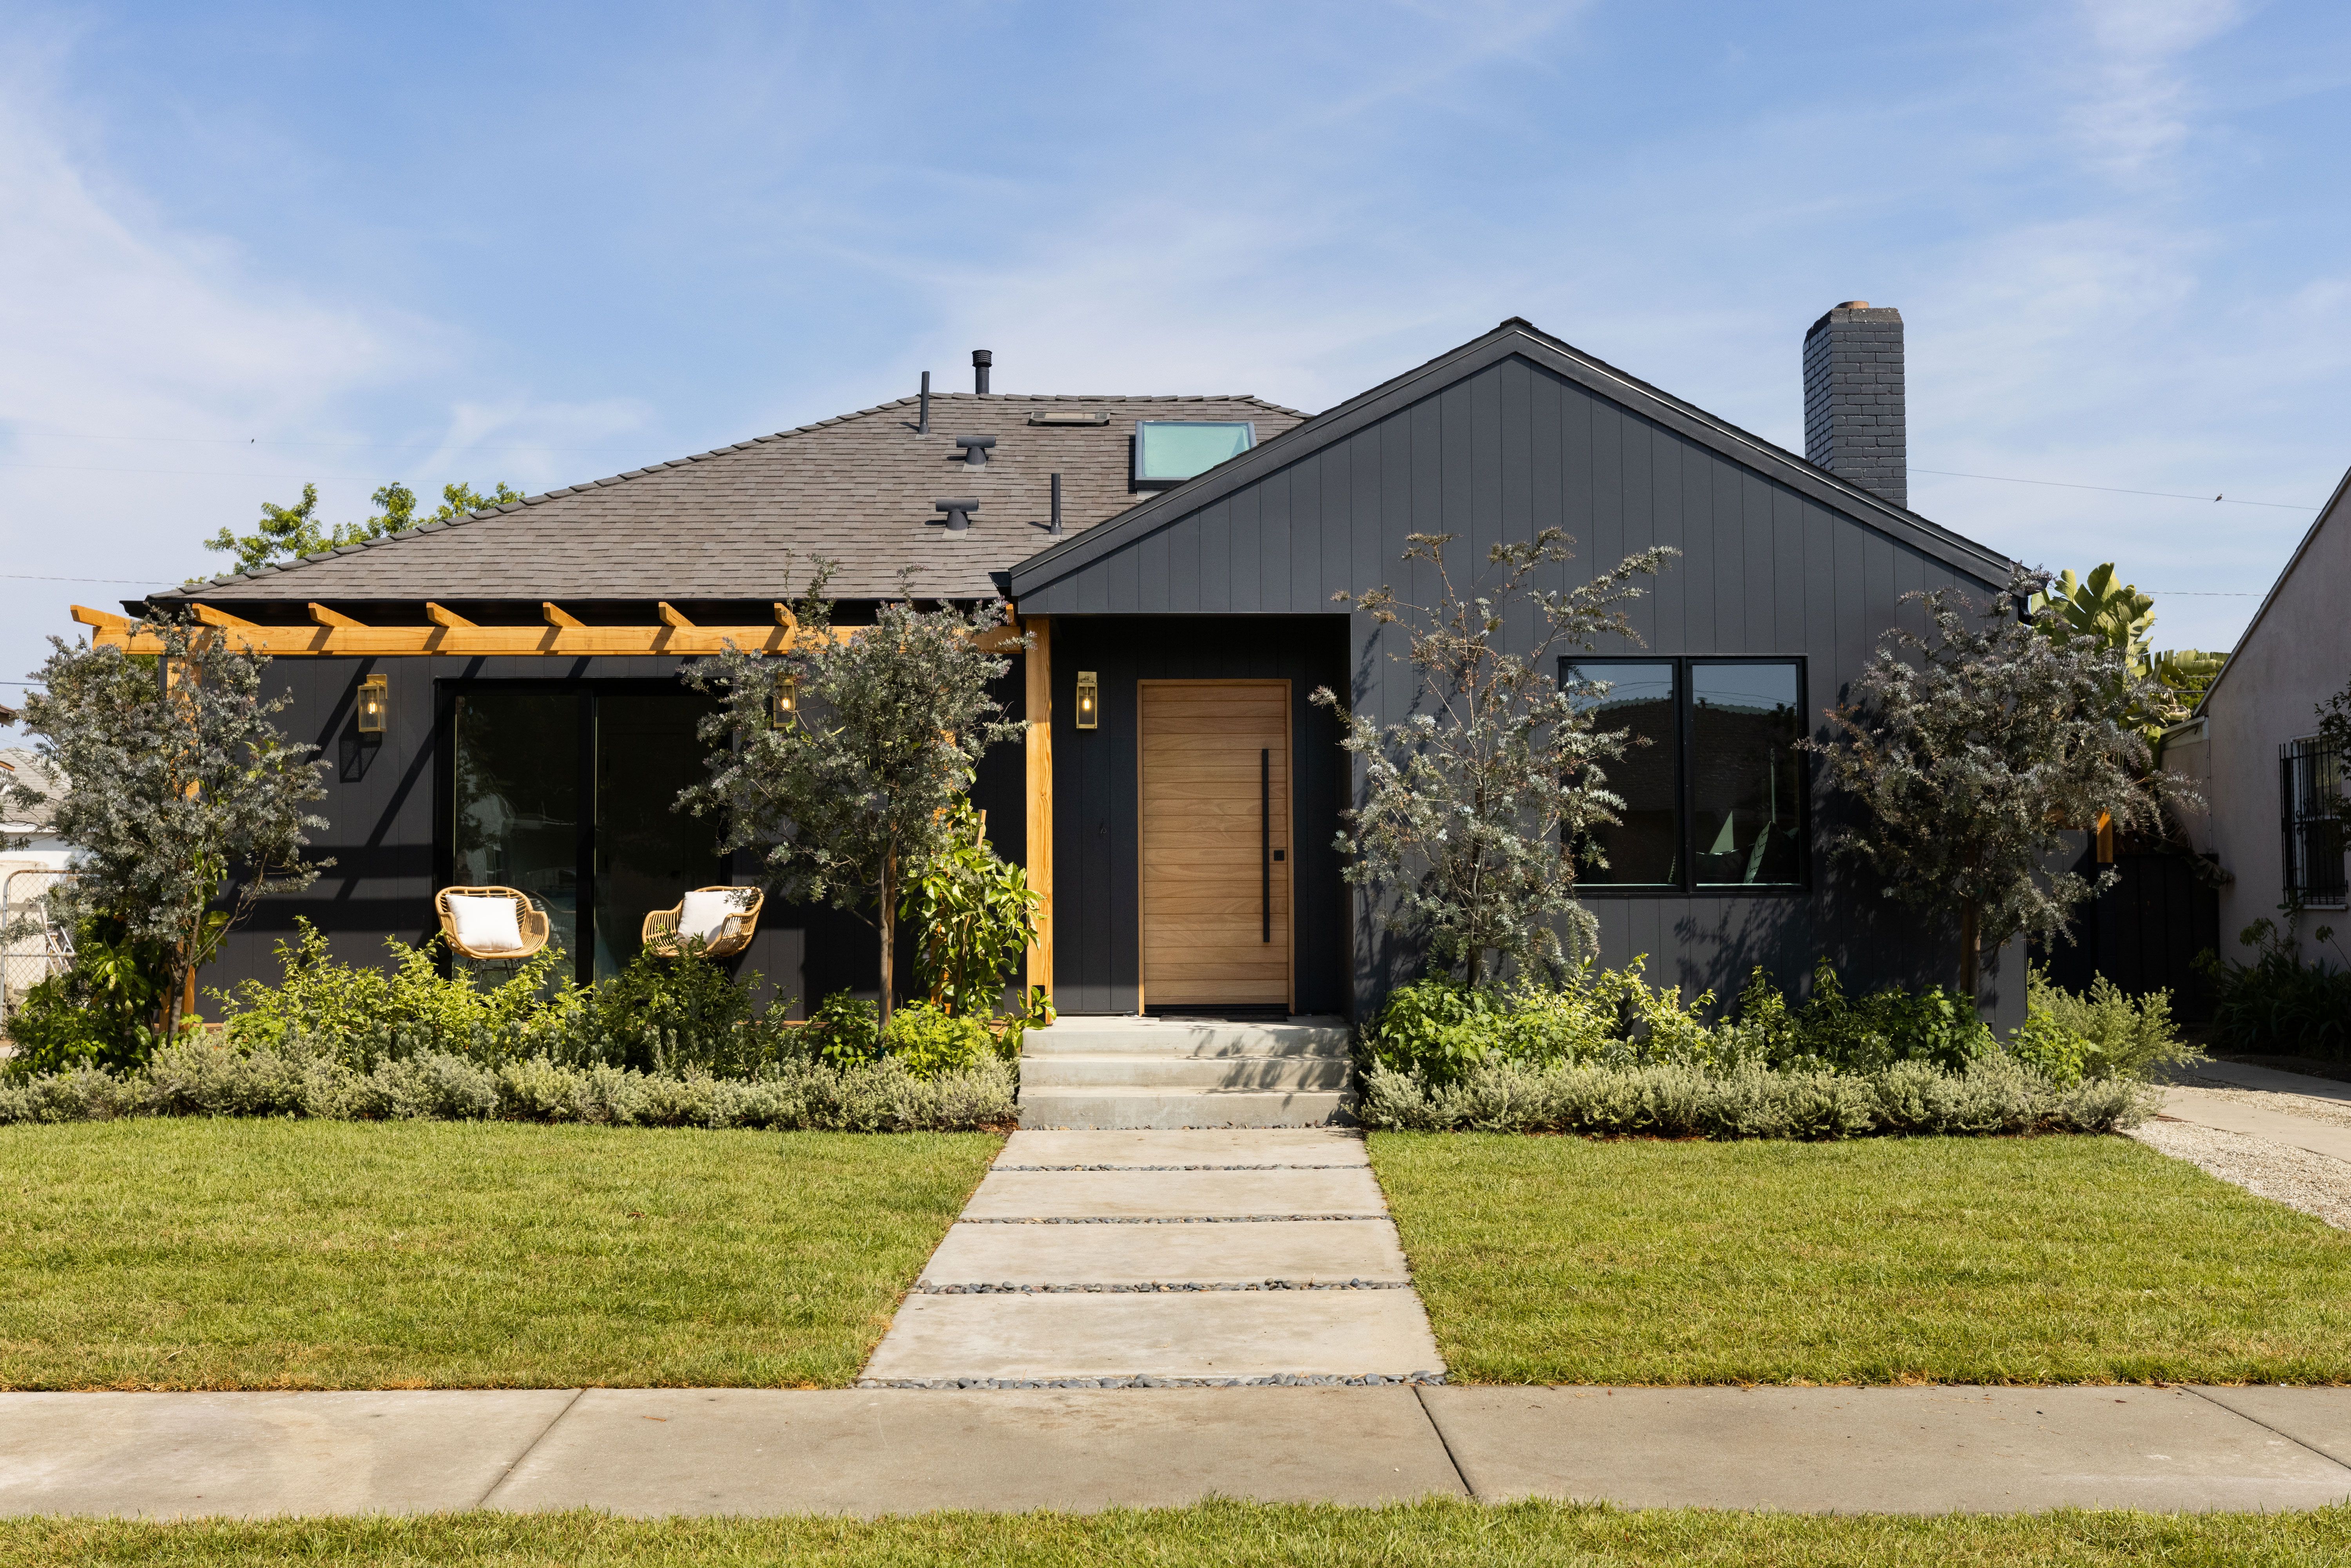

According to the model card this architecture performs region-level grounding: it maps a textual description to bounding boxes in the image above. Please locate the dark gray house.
[95,307,2021,1026]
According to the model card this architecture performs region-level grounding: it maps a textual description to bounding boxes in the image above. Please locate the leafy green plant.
[804,989,880,1068]
[2199,914,2351,1060]
[2022,965,2195,1081]
[1733,961,1996,1076]
[212,919,581,1063]
[592,946,794,1076]
[899,797,1040,1018]
[878,1001,997,1078]
[1364,980,1509,1085]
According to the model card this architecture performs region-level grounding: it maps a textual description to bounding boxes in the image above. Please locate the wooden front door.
[1138,680,1292,1010]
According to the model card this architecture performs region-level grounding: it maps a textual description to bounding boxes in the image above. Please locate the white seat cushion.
[447,893,525,954]
[678,888,751,945]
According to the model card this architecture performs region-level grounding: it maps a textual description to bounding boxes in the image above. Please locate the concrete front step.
[1025,1019,1351,1059]
[1018,1087,1352,1130]
[1022,1054,1352,1091]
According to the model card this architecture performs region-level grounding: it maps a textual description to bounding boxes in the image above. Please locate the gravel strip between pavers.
[993,1164,1365,1172]
[2172,1076,2351,1132]
[915,1280,1413,1294]
[855,1371,1447,1389]
[2128,1118,2351,1229]
[959,1214,1389,1224]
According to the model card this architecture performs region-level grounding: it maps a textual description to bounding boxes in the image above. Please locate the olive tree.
[681,565,1024,1024]
[1312,530,1675,988]
[1808,567,2188,996]
[4,619,330,1032]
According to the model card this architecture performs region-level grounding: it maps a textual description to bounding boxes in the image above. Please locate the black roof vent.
[955,435,996,467]
[933,498,980,531]
[973,349,993,394]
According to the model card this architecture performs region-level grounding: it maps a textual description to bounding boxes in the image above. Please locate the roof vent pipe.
[1049,472,1063,536]
[973,349,992,395]
[918,371,931,435]
[955,435,996,467]
[934,498,979,531]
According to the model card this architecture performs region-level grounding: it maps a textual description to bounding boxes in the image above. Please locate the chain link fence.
[1,869,79,1031]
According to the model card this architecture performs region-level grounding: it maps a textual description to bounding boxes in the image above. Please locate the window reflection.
[1569,661,1679,885]
[452,692,580,969]
[1692,664,1802,887]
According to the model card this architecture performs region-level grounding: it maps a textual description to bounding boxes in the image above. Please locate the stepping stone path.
[860,1129,1448,1388]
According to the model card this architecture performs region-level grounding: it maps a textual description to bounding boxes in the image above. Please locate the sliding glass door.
[449,686,722,984]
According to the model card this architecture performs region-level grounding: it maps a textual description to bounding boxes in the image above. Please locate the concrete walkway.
[859,1129,1445,1386]
[7,1384,2351,1517]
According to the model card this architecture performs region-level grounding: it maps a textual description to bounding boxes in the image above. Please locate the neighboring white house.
[2165,464,2351,965]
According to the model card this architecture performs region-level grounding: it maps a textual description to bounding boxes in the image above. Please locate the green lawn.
[0,1121,1000,1390]
[1371,1132,2351,1386]
[3,1501,2346,1566]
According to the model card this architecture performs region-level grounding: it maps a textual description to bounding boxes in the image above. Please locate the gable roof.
[2193,460,2351,714]
[1008,318,2015,601]
[155,393,1307,607]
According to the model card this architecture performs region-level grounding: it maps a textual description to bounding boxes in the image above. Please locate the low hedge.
[0,1034,1015,1131]
[1359,1056,2155,1139]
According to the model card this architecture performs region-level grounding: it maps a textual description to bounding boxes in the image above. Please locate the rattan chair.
[641,886,764,959]
[435,885,551,961]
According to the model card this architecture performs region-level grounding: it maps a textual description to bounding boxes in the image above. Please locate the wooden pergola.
[71,599,1057,1000]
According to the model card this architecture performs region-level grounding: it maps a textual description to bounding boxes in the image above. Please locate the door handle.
[1261,747,1271,945]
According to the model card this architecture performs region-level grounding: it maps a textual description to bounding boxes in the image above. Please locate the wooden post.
[1023,616,1054,1003]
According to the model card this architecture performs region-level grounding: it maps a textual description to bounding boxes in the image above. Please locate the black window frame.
[2281,735,2348,909]
[1562,654,1811,899]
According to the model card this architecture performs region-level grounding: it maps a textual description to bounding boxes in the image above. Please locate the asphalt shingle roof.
[157,394,1307,606]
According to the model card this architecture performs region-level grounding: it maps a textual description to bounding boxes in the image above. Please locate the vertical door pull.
[1261,747,1271,944]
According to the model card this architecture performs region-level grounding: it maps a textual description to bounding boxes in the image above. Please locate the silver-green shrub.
[0,1035,1014,1131]
[1358,1056,2154,1138]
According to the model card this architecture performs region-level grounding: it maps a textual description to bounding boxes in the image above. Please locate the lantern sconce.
[355,673,388,735]
[1074,671,1099,730]
[772,675,799,723]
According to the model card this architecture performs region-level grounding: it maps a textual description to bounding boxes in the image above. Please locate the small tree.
[1808,567,2186,997]
[1312,530,1675,988]
[4,619,330,1033]
[681,565,1024,1024]
[205,479,523,575]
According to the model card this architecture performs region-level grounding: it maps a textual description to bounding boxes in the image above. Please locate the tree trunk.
[1959,901,1980,999]
[878,851,897,1027]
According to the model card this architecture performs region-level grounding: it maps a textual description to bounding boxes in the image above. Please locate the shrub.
[879,1001,998,1078]
[804,989,880,1067]
[1357,1056,2153,1139]
[900,797,1040,1019]
[1364,979,1509,1085]
[1732,961,1996,1076]
[210,919,582,1064]
[591,946,795,1075]
[0,1037,1016,1131]
[2199,916,2351,1060]
[2,918,175,1077]
[2022,965,2196,1082]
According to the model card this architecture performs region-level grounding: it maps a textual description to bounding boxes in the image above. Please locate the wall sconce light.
[356,673,388,735]
[1074,671,1099,730]
[773,675,799,723]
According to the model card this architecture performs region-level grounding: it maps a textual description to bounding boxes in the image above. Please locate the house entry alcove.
[446,684,721,984]
[1137,679,1293,1012]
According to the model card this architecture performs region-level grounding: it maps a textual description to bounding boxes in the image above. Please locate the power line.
[1914,468,2318,511]
[1,573,178,585]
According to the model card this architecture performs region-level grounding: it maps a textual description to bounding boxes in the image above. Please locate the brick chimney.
[1802,301,1906,508]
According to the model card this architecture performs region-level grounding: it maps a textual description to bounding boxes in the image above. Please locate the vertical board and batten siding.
[201,650,1026,1016]
[1018,352,2020,1025]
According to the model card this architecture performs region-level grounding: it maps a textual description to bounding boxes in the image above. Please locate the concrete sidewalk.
[5,1384,2351,1517]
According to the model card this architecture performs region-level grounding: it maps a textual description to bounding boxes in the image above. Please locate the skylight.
[1133,421,1255,487]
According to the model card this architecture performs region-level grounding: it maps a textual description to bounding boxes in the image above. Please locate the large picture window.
[1565,657,1807,893]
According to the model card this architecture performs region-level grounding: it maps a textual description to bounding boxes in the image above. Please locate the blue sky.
[3,0,2348,721]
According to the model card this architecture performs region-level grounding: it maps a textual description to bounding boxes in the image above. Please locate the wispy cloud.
[2068,0,2243,176]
